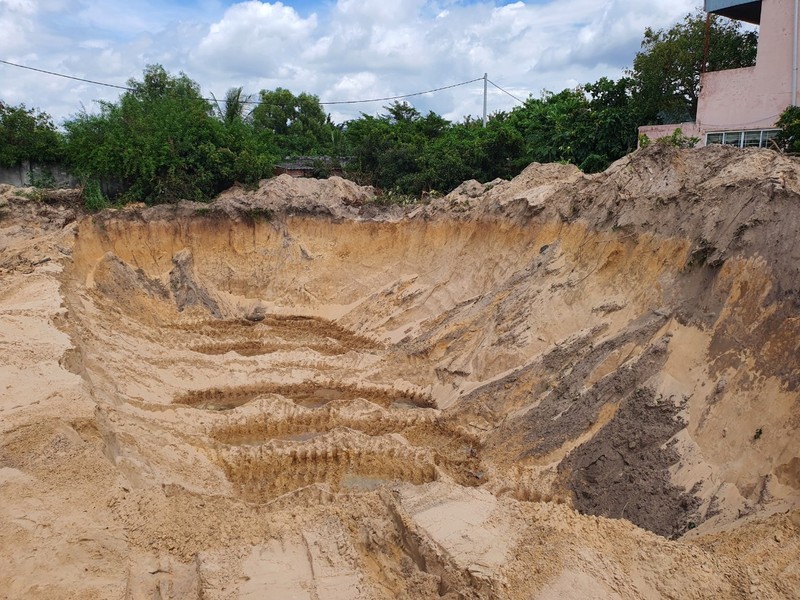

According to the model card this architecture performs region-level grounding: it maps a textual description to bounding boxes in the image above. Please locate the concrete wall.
[0,161,77,188]
[640,0,794,144]
[697,0,796,131]
[638,123,703,145]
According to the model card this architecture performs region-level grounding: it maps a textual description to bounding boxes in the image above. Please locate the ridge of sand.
[1,145,798,599]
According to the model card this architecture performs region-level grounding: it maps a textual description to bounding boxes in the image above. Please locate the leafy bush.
[27,169,57,189]
[239,207,273,224]
[579,153,610,173]
[373,189,420,206]
[81,180,110,212]
[655,128,699,149]
[0,102,64,167]
[631,11,757,124]
[64,65,273,205]
[776,105,800,152]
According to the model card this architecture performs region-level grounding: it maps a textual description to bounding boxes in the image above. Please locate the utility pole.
[483,73,488,127]
[794,0,799,105]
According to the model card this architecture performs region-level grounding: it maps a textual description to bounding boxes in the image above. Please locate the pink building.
[640,0,794,148]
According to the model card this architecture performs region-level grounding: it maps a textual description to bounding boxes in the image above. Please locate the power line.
[319,78,484,105]
[488,79,526,104]
[1,58,484,109]
[0,59,134,92]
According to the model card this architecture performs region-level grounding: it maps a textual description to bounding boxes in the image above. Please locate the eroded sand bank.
[1,144,798,599]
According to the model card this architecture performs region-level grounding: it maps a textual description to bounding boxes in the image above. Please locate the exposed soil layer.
[1,145,799,599]
[562,384,699,539]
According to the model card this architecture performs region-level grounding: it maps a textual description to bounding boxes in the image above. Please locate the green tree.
[582,77,639,171]
[477,113,524,180]
[507,88,595,168]
[631,11,758,124]
[64,65,273,204]
[414,113,524,192]
[212,86,253,126]
[212,87,274,189]
[0,101,64,167]
[251,88,334,157]
[343,102,455,194]
[776,105,800,152]
[342,114,393,186]
[418,122,481,192]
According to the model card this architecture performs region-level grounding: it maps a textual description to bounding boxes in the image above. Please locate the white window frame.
[705,129,781,148]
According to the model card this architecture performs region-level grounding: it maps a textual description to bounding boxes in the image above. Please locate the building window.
[762,130,779,147]
[706,129,780,149]
[723,131,743,146]
[743,131,762,147]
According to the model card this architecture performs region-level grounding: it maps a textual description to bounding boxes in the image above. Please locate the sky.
[0,0,698,125]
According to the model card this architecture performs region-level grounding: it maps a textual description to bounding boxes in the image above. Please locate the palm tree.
[211,87,254,125]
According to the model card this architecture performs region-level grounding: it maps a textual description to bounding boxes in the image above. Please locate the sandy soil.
[0,144,798,599]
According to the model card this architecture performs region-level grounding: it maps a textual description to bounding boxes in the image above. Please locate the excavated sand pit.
[1,145,799,599]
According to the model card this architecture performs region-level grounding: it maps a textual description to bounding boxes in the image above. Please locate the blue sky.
[0,0,698,124]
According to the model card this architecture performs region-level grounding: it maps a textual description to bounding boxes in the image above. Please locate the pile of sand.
[0,145,798,599]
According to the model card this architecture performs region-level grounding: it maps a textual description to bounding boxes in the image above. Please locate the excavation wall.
[1,144,799,599]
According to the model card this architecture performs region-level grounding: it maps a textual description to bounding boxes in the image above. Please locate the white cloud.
[0,0,39,56]
[195,1,318,75]
[0,0,699,124]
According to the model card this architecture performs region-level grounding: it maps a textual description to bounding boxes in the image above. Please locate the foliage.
[5,10,757,206]
[372,189,421,206]
[344,102,524,194]
[18,188,46,202]
[0,102,64,167]
[212,86,253,126]
[239,206,273,224]
[654,128,700,149]
[583,77,640,168]
[64,65,273,204]
[503,79,642,174]
[630,11,757,124]
[27,169,57,189]
[343,103,439,193]
[507,89,593,167]
[81,180,110,212]
[252,88,335,158]
[776,105,800,152]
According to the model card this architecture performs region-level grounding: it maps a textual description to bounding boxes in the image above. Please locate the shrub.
[776,105,800,152]
[27,169,57,189]
[0,102,64,167]
[82,180,110,212]
[64,65,273,205]
[656,128,699,149]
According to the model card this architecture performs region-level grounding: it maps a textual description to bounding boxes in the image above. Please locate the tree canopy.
[64,65,273,204]
[631,11,758,124]
[0,10,767,207]
[251,88,335,158]
[0,102,63,167]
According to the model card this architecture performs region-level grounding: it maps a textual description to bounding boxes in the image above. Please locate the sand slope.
[1,145,798,599]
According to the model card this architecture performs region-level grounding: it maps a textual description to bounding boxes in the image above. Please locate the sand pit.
[1,144,799,599]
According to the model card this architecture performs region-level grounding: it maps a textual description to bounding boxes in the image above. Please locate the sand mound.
[1,145,798,599]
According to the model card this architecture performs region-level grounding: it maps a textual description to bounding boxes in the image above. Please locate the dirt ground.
[1,144,798,599]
